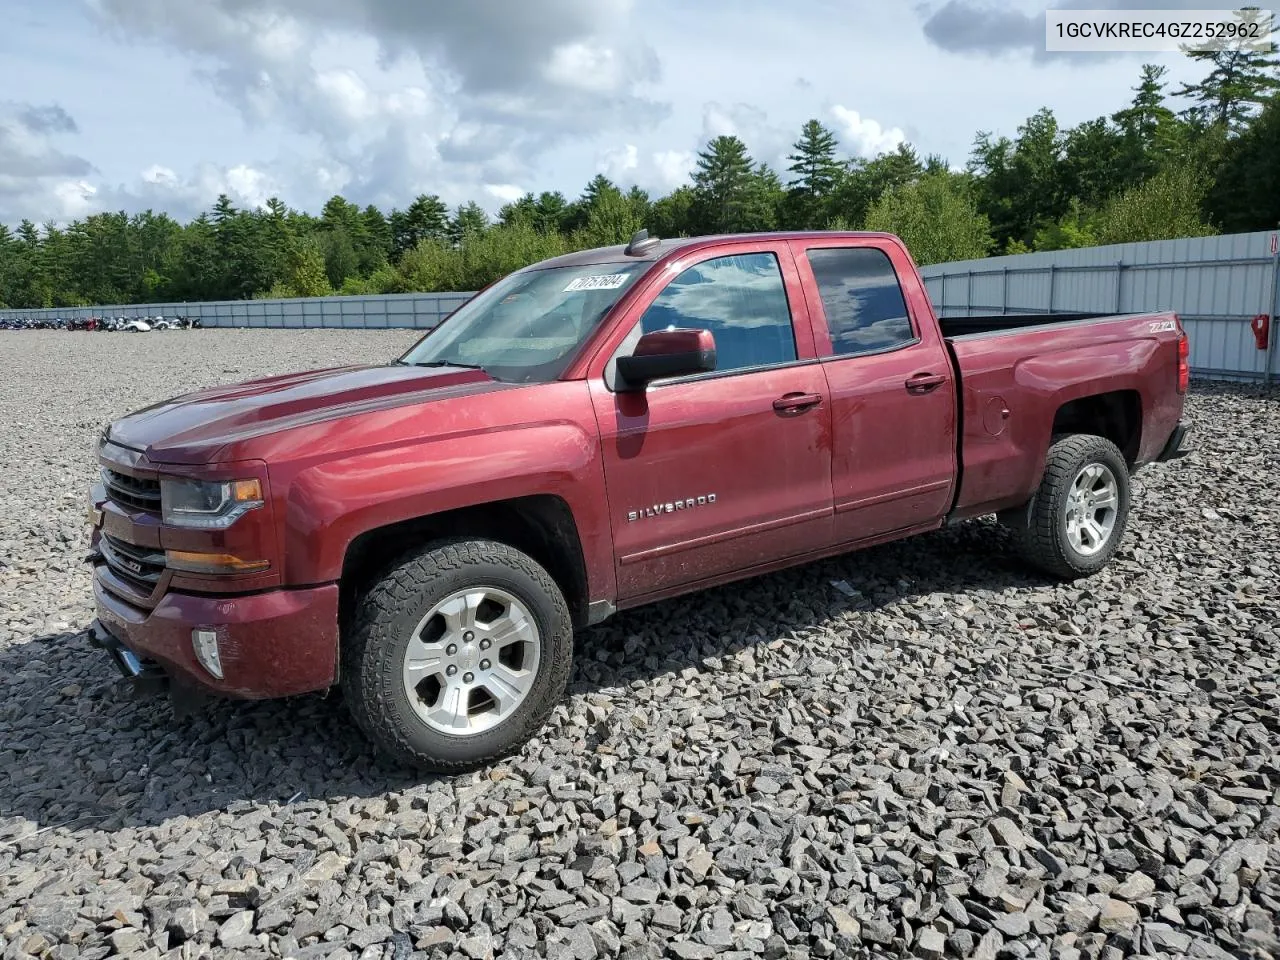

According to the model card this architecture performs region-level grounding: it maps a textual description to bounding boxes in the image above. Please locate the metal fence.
[918,229,1280,383]
[5,229,1278,382]
[0,291,476,330]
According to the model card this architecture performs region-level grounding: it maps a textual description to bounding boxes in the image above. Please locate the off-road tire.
[1004,433,1131,580]
[342,539,573,772]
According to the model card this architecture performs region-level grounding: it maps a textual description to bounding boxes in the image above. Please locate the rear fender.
[1012,338,1159,494]
[955,337,1161,518]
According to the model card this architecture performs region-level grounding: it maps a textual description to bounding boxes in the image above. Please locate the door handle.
[905,373,946,393]
[773,392,823,414]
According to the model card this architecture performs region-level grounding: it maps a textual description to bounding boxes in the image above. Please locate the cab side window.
[806,247,915,356]
[638,252,797,374]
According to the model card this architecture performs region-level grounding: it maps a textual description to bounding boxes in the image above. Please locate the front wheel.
[343,539,573,772]
[1004,434,1131,580]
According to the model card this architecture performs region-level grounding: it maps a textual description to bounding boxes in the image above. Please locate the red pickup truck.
[87,230,1191,770]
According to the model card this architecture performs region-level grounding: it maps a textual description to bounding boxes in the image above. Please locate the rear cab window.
[805,247,917,357]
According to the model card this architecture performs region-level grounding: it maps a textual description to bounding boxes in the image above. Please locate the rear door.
[587,241,834,600]
[788,238,957,544]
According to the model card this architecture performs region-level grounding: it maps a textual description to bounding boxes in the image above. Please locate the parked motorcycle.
[2,311,202,332]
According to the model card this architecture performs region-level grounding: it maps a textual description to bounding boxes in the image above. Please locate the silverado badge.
[627,494,717,522]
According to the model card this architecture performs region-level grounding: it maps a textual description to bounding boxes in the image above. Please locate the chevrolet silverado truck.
[86,230,1191,771]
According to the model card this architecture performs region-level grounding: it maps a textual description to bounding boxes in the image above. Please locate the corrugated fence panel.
[9,230,1280,380]
[919,230,1280,382]
[1,291,478,329]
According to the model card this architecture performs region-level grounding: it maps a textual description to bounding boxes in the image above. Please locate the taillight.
[1176,331,1189,394]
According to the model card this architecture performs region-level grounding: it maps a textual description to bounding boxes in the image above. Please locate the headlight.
[160,477,263,528]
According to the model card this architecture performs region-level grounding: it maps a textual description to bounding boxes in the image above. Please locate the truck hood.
[106,363,505,464]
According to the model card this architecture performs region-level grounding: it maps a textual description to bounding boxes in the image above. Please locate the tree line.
[1,31,1277,308]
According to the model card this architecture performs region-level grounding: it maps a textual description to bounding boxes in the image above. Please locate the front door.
[589,244,834,601]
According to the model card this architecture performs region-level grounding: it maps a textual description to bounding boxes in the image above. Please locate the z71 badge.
[1148,319,1178,333]
[627,494,717,522]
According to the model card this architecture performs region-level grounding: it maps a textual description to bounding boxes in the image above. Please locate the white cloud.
[831,105,906,158]
[593,144,694,193]
[0,101,99,223]
[702,104,739,139]
[544,43,628,93]
[651,150,694,189]
[83,0,667,219]
[314,69,375,122]
[484,183,526,203]
[142,164,178,186]
[52,180,98,218]
[599,143,639,180]
[83,161,285,222]
[222,165,278,209]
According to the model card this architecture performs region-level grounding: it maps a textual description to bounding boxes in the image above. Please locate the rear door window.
[806,248,916,356]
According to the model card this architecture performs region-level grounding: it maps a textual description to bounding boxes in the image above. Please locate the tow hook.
[88,620,169,699]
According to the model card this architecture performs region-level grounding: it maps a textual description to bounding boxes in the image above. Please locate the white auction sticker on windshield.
[564,274,628,292]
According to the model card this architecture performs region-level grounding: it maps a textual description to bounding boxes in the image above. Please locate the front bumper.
[92,570,340,699]
[1157,421,1191,462]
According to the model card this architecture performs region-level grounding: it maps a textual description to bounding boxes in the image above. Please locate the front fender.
[279,421,613,598]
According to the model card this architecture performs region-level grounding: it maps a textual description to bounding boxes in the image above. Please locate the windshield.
[398,262,650,383]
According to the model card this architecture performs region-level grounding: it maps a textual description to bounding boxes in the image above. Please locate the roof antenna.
[624,228,661,256]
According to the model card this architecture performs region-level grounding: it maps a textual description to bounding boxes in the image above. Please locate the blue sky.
[0,0,1219,226]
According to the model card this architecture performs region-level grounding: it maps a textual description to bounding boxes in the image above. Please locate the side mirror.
[616,328,716,389]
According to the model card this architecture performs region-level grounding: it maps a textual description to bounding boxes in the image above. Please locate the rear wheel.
[343,539,573,772]
[1004,434,1131,580]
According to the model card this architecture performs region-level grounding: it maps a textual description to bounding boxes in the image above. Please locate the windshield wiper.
[401,360,488,372]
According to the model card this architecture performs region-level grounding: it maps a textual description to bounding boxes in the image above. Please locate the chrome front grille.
[102,468,161,513]
[100,533,166,593]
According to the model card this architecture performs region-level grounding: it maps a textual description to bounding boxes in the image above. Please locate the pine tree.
[692,135,755,232]
[580,174,617,209]
[626,185,652,227]
[0,223,16,307]
[1061,117,1131,209]
[784,120,843,228]
[498,193,538,228]
[393,194,448,257]
[1207,92,1280,230]
[1174,7,1280,132]
[533,192,569,234]
[361,205,392,267]
[448,202,489,245]
[787,120,842,197]
[650,186,697,238]
[741,164,784,231]
[1113,64,1177,145]
[208,194,245,299]
[561,175,619,233]
[1103,65,1182,188]
[576,187,643,247]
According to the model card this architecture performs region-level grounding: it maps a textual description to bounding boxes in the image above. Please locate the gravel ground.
[1,329,1278,960]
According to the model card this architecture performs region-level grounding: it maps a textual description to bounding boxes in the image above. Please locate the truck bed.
[938,312,1113,339]
[942,308,1185,522]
